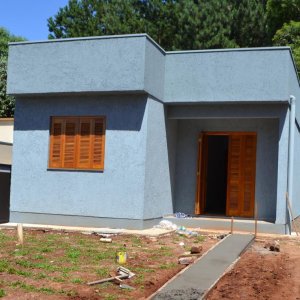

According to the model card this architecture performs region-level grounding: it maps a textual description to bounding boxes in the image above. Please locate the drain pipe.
[287,95,296,233]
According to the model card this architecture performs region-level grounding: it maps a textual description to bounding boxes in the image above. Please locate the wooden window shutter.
[226,134,256,217]
[49,118,64,168]
[62,119,78,169]
[92,118,105,170]
[49,116,105,170]
[77,118,93,169]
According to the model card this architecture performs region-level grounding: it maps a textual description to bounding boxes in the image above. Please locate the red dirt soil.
[207,237,300,300]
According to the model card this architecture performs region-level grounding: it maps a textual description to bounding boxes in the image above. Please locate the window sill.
[47,168,104,173]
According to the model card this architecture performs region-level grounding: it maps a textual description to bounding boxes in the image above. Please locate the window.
[49,116,106,171]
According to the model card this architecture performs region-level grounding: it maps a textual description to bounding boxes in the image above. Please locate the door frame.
[194,131,256,217]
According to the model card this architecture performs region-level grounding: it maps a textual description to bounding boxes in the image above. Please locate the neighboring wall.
[0,119,13,144]
[10,95,150,224]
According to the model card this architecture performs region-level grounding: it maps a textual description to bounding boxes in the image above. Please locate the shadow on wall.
[14,94,147,132]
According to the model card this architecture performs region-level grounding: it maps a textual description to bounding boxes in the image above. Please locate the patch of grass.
[32,254,44,260]
[35,272,47,279]
[131,236,142,246]
[131,267,155,273]
[133,274,144,285]
[8,268,33,277]
[0,259,9,272]
[52,277,66,283]
[71,278,83,284]
[0,231,13,242]
[10,281,56,295]
[159,262,177,270]
[194,235,205,243]
[0,289,5,297]
[13,248,30,256]
[104,294,118,300]
[96,267,110,277]
[95,251,115,260]
[16,260,34,268]
[66,248,81,260]
[41,247,53,253]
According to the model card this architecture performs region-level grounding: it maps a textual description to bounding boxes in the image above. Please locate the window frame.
[48,116,106,171]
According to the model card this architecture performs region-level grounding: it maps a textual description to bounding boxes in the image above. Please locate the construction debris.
[154,220,177,230]
[178,257,196,265]
[100,238,112,243]
[120,284,135,290]
[87,266,135,286]
[264,240,280,252]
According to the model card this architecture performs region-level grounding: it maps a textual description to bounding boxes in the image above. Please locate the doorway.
[195,132,256,218]
[205,136,228,214]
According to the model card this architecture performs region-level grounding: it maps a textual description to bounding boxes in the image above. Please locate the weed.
[35,273,47,279]
[66,248,81,260]
[0,259,8,272]
[133,274,144,285]
[104,294,118,300]
[194,235,205,243]
[52,277,66,283]
[131,236,142,246]
[96,267,110,277]
[8,268,32,277]
[159,262,177,270]
[0,289,5,297]
[95,252,115,260]
[32,254,44,260]
[13,248,30,256]
[71,278,83,284]
[41,247,52,253]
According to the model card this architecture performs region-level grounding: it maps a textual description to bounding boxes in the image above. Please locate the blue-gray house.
[6,34,300,233]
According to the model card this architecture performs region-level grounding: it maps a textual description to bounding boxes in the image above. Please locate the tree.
[266,0,300,39]
[48,0,268,51]
[0,27,25,117]
[273,21,300,73]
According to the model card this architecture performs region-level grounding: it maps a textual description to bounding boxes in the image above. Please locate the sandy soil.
[207,237,300,300]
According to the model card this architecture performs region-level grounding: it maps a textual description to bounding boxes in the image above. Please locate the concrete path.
[152,234,254,300]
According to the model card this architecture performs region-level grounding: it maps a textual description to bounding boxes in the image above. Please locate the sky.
[0,0,69,41]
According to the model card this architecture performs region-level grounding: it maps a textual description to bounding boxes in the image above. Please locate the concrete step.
[152,233,254,300]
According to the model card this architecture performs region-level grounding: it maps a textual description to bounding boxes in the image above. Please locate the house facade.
[7,34,300,233]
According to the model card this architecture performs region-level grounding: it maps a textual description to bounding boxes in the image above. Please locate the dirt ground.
[207,236,300,300]
[0,227,216,299]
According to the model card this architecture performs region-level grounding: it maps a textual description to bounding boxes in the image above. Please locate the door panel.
[226,134,256,217]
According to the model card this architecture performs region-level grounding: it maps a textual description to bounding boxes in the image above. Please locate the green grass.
[194,235,205,243]
[96,267,110,277]
[0,259,9,272]
[8,268,33,277]
[0,289,5,297]
[66,248,81,261]
[71,278,83,284]
[159,262,177,270]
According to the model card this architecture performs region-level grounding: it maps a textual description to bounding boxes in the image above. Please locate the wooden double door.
[195,132,257,218]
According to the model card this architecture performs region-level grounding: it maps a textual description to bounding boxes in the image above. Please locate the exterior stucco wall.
[10,95,149,222]
[8,36,146,95]
[288,59,300,218]
[143,98,173,219]
[168,103,289,224]
[164,50,290,103]
[173,118,279,222]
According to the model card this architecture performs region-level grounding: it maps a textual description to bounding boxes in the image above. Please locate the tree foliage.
[0,27,25,117]
[48,0,267,50]
[266,0,300,39]
[273,21,300,72]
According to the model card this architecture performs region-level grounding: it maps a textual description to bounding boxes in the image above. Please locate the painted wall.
[10,95,150,221]
[8,36,146,95]
[173,118,279,222]
[288,57,300,217]
[8,34,297,107]
[167,103,289,223]
[164,49,291,103]
[0,119,14,144]
[143,98,173,218]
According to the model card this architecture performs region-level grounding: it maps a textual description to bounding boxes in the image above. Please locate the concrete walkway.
[152,234,254,300]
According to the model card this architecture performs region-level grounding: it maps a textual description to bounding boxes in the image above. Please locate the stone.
[190,246,202,254]
[178,257,196,265]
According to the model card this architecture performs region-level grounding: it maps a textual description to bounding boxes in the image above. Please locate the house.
[0,118,13,223]
[6,34,300,234]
